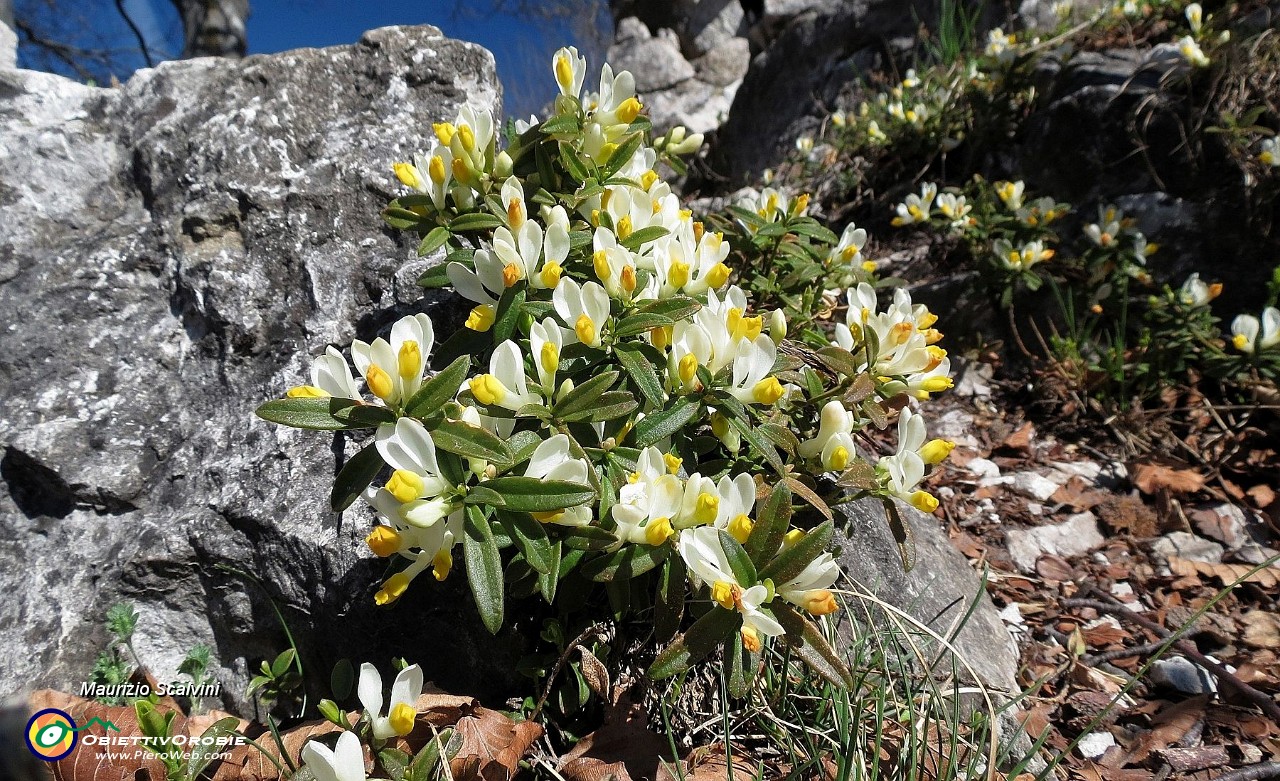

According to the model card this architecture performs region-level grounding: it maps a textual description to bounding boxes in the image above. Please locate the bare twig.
[1209,762,1280,781]
[1061,597,1280,723]
[531,622,611,721]
[113,0,154,66]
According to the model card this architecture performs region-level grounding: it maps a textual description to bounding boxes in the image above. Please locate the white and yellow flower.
[777,552,841,616]
[524,435,593,526]
[1231,307,1280,354]
[1259,136,1280,167]
[612,447,684,545]
[553,45,587,100]
[994,238,1054,271]
[350,314,435,407]
[302,730,366,781]
[358,662,423,740]
[891,183,937,226]
[995,180,1025,211]
[287,346,363,401]
[1178,273,1221,307]
[553,278,612,349]
[468,340,541,411]
[1177,36,1209,67]
[799,400,859,473]
[529,318,566,394]
[679,527,785,652]
[727,335,785,406]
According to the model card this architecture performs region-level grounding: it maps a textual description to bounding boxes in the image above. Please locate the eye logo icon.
[26,708,78,761]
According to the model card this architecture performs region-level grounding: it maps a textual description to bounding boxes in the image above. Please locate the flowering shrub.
[256,47,956,690]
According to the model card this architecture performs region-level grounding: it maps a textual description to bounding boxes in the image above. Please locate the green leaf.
[634,396,698,447]
[331,444,384,512]
[493,284,526,345]
[746,483,792,566]
[383,206,427,230]
[758,422,801,458]
[256,397,394,431]
[613,311,674,338]
[725,631,759,699]
[271,648,297,678]
[759,520,834,585]
[601,132,644,178]
[539,114,581,135]
[466,477,594,513]
[621,225,669,251]
[537,541,563,603]
[773,602,854,688]
[649,607,742,680]
[405,355,471,419]
[725,413,786,474]
[507,430,544,464]
[816,347,859,377]
[581,543,669,582]
[417,226,451,257]
[416,262,452,289]
[717,529,757,587]
[379,747,411,781]
[639,296,701,322]
[450,212,505,233]
[579,392,639,423]
[562,525,618,550]
[788,219,840,244]
[330,659,354,701]
[559,142,593,182]
[499,511,556,575]
[408,730,449,781]
[655,554,686,642]
[464,506,505,634]
[553,371,619,420]
[614,343,667,409]
[431,419,513,466]
[317,699,343,726]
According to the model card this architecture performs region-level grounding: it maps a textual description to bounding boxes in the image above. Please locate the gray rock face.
[0,26,531,711]
[608,16,744,135]
[0,20,14,70]
[835,500,1020,695]
[709,0,930,182]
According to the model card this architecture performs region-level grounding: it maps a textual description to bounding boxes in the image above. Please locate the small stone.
[1149,657,1217,695]
[1005,513,1105,573]
[1077,731,1117,760]
[966,457,1001,480]
[1010,472,1061,501]
[1150,532,1225,565]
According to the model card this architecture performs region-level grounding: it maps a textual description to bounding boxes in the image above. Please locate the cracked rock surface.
[0,25,529,710]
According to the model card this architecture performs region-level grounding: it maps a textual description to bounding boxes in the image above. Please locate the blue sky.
[15,0,609,118]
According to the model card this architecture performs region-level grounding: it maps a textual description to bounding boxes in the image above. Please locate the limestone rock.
[609,18,695,93]
[835,498,1020,695]
[0,20,15,70]
[0,25,530,711]
[1006,513,1105,573]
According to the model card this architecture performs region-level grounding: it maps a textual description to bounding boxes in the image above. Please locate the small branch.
[114,0,154,67]
[1209,762,1280,781]
[531,622,611,721]
[1061,598,1280,723]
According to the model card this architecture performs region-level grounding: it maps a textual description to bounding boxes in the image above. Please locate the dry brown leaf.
[1131,462,1206,495]
[30,689,174,781]
[1168,556,1280,588]
[1001,421,1036,452]
[394,687,541,781]
[683,745,756,781]
[1124,695,1209,765]
[559,697,678,781]
[1248,483,1276,508]
[1242,611,1280,649]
